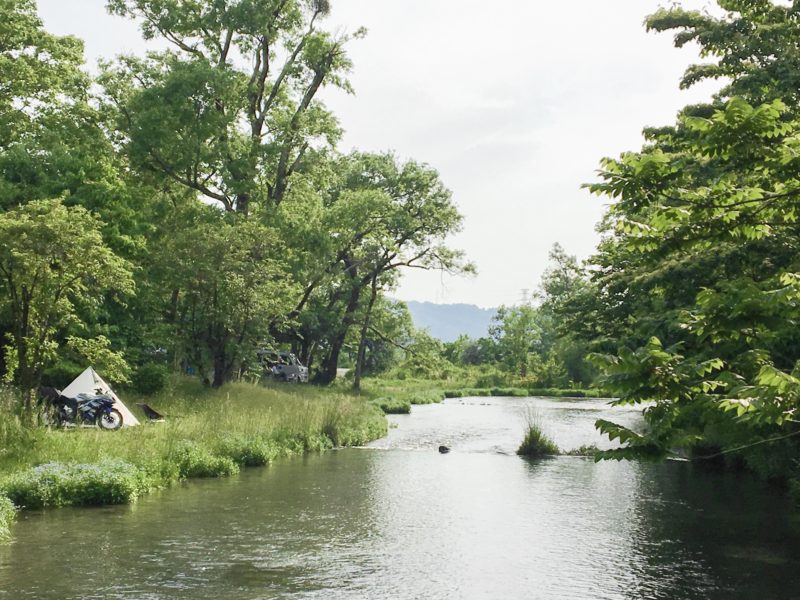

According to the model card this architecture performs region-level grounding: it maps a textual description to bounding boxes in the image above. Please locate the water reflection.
[1,397,799,599]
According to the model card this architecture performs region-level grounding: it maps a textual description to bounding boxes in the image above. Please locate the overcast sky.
[38,0,723,308]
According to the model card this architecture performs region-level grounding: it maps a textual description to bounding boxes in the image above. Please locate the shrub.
[563,444,600,457]
[374,397,411,414]
[170,441,240,478]
[490,387,529,397]
[408,390,445,405]
[301,432,334,453]
[527,388,605,398]
[216,435,281,467]
[475,369,509,388]
[517,409,560,458]
[131,363,169,395]
[40,360,83,388]
[334,408,388,446]
[517,424,560,457]
[0,494,16,542]
[1,460,153,509]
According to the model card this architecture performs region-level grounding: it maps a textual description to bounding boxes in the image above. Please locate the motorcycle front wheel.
[97,408,123,431]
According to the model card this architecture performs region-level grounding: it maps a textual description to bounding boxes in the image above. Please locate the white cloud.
[37,0,725,308]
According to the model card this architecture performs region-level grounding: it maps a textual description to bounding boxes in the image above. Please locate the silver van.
[257,350,309,383]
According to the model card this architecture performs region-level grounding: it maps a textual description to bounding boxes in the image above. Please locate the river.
[1,396,799,599]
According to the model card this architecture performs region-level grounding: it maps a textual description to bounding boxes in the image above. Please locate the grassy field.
[0,377,387,537]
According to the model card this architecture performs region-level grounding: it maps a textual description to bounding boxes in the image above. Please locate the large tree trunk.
[211,348,231,388]
[353,273,379,392]
[317,259,361,384]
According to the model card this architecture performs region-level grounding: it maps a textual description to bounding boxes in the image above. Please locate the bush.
[443,388,492,398]
[517,424,560,457]
[40,360,84,389]
[517,409,560,458]
[215,435,281,467]
[527,388,605,398]
[490,387,529,397]
[170,441,240,478]
[1,460,153,509]
[0,494,16,542]
[563,444,600,457]
[131,363,169,395]
[475,371,509,388]
[374,396,411,414]
[408,390,445,405]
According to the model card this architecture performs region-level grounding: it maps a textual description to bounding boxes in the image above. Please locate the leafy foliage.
[0,200,134,411]
[0,493,16,541]
[577,2,800,478]
[1,460,154,509]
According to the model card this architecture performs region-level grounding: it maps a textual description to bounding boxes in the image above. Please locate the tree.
[102,0,363,214]
[536,243,596,385]
[587,96,800,463]
[0,0,87,150]
[490,304,541,378]
[155,205,296,387]
[283,152,470,386]
[0,199,134,418]
[647,1,800,106]
[570,2,800,475]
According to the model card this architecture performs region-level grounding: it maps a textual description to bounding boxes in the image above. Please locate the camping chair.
[135,402,166,422]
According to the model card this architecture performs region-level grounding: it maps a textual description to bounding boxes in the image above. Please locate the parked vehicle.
[256,349,309,383]
[44,391,124,430]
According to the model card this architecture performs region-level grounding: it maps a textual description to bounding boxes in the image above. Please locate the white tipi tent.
[61,367,140,427]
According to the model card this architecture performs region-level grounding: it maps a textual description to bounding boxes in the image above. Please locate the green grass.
[2,460,154,509]
[373,397,411,414]
[0,494,15,541]
[0,378,387,519]
[406,389,446,405]
[357,378,447,414]
[527,388,605,398]
[444,387,606,399]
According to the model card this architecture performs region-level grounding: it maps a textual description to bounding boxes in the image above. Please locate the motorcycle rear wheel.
[97,408,123,431]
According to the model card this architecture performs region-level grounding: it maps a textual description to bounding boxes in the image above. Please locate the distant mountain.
[405,301,497,342]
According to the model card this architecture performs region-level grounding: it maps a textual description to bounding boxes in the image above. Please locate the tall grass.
[355,378,446,414]
[0,494,15,541]
[517,408,560,457]
[0,378,387,518]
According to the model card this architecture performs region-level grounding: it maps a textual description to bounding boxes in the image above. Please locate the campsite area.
[5,0,800,597]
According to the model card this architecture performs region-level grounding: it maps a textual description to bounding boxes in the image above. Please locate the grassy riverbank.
[444,387,605,399]
[361,378,449,414]
[0,378,387,533]
[361,378,606,414]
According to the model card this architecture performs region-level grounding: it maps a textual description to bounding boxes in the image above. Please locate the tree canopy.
[0,0,469,406]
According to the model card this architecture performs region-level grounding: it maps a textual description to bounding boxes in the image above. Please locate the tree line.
[0,0,470,418]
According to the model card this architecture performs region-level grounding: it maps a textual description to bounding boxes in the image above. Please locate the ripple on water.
[1,397,799,599]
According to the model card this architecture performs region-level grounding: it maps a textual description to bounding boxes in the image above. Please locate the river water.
[2,396,799,599]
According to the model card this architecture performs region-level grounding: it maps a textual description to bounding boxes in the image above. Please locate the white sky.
[38,0,723,308]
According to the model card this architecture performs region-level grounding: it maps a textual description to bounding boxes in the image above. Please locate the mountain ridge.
[404,301,497,342]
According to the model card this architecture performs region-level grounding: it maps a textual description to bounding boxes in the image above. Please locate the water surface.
[1,396,798,599]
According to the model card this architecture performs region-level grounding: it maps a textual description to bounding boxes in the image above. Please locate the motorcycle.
[44,391,124,430]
